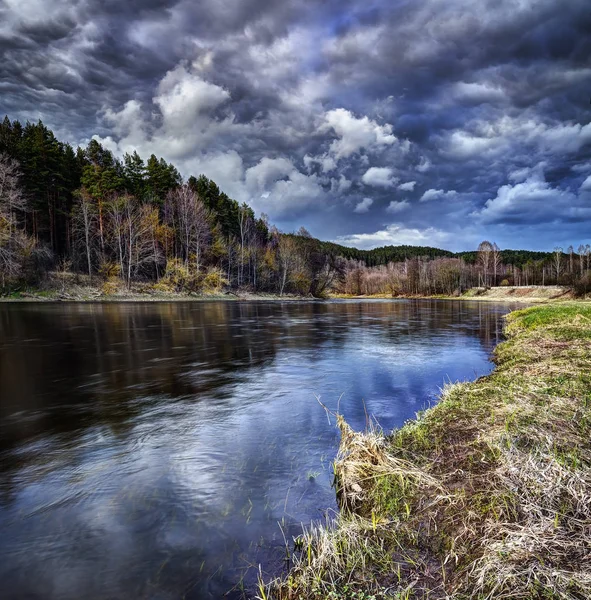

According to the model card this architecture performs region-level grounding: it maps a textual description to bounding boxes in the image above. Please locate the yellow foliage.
[161,258,192,291]
[292,270,311,294]
[98,261,121,280]
[101,278,120,296]
[150,280,175,293]
[210,236,228,260]
[264,247,277,271]
[202,267,228,292]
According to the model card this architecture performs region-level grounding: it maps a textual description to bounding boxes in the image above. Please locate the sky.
[1,0,591,251]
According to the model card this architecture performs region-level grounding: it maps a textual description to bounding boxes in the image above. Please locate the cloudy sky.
[1,0,591,251]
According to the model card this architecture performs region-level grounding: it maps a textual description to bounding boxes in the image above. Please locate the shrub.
[500,279,510,286]
[101,278,120,296]
[202,267,228,292]
[292,270,311,295]
[98,261,121,280]
[161,258,193,292]
[573,273,591,297]
[98,261,122,296]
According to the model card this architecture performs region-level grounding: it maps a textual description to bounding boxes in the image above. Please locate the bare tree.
[106,194,126,278]
[553,247,563,282]
[277,236,300,296]
[0,154,26,235]
[167,185,210,275]
[144,206,163,280]
[238,203,252,287]
[492,242,501,286]
[477,241,493,287]
[578,244,586,279]
[0,155,51,287]
[72,189,97,277]
[122,198,159,287]
[304,250,345,297]
[0,217,19,284]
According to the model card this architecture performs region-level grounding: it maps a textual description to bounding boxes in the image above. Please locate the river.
[0,299,519,599]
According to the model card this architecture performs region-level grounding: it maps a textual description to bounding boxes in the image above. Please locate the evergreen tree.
[123,151,146,199]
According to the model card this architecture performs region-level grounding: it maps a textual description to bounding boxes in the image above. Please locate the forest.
[1,116,590,298]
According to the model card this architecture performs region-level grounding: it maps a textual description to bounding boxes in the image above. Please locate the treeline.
[318,242,454,266]
[0,116,590,297]
[337,242,591,296]
[0,117,346,295]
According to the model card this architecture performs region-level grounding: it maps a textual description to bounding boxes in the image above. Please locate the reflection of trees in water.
[0,300,510,471]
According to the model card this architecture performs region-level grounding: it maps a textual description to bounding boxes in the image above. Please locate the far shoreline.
[0,285,578,304]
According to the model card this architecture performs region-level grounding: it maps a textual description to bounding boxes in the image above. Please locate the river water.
[0,299,518,599]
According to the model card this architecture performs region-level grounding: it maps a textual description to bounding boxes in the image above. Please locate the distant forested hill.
[318,242,454,266]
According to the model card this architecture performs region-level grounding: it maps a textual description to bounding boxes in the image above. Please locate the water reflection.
[0,300,514,599]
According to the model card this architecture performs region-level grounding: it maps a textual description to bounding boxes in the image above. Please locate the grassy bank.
[265,303,591,599]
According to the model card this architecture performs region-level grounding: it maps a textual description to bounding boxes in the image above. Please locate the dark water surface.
[0,300,519,599]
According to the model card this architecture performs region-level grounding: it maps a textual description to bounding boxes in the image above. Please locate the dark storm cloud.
[1,0,591,250]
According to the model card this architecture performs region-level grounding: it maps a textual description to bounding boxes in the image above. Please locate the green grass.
[265,302,591,600]
[507,303,591,330]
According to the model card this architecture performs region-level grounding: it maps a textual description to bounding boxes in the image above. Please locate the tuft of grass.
[266,302,591,599]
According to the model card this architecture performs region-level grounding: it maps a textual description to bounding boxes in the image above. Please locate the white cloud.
[323,108,397,160]
[154,64,230,133]
[444,116,591,160]
[445,130,500,159]
[386,200,410,213]
[361,166,397,187]
[102,100,144,139]
[267,170,324,209]
[508,167,533,183]
[420,188,458,202]
[323,23,384,63]
[508,162,546,183]
[416,157,431,172]
[303,153,337,173]
[354,197,374,213]
[478,173,589,224]
[183,151,245,199]
[536,121,591,154]
[334,223,452,250]
[330,175,352,194]
[305,108,402,174]
[93,62,245,162]
[243,157,325,215]
[1,0,75,29]
[572,162,591,173]
[397,181,416,191]
[580,175,591,192]
[451,81,505,104]
[245,157,294,192]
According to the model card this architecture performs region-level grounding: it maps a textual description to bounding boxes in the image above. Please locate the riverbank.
[265,303,591,599]
[0,284,304,303]
[1,283,574,303]
[331,285,573,303]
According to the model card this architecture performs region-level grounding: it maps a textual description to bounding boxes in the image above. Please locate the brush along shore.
[263,303,591,600]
